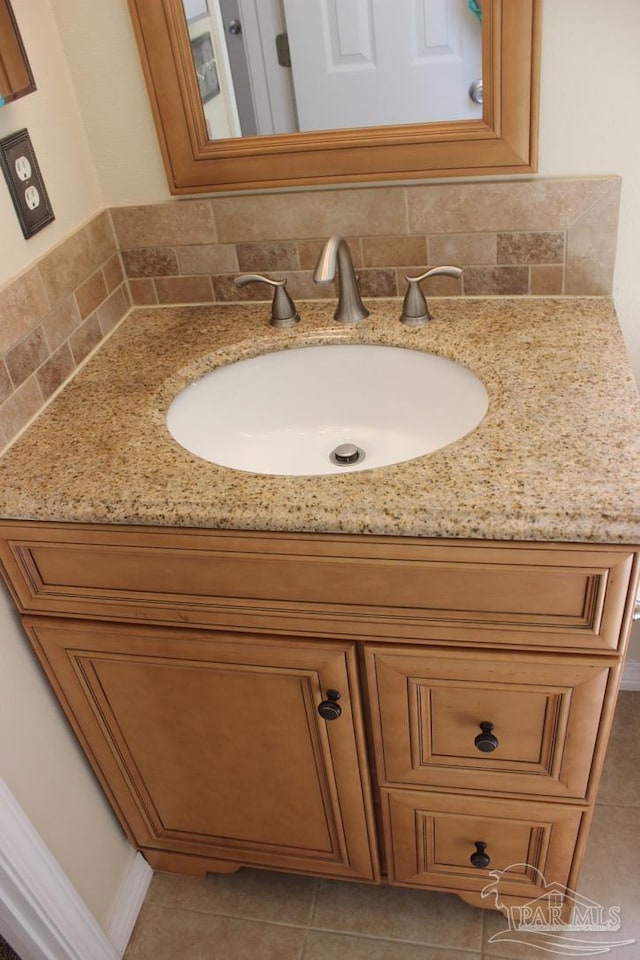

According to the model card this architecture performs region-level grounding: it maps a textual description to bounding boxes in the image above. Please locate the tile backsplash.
[0,211,130,448]
[113,176,620,307]
[0,176,620,449]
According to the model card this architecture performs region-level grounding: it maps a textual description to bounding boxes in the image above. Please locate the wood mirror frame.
[0,0,36,105]
[127,0,541,195]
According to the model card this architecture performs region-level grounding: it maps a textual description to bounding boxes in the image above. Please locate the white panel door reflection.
[282,0,483,131]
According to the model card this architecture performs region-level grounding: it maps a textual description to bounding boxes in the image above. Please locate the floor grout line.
[299,925,312,960]
[299,923,485,952]
[307,876,320,927]
[595,800,640,809]
[304,929,484,956]
[140,899,488,957]
[480,902,487,957]
[142,902,313,929]
[298,877,320,959]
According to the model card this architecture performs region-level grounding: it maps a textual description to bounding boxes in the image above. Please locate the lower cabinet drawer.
[366,646,615,799]
[382,789,586,903]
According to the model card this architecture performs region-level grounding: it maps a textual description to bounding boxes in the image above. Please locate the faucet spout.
[313,235,369,324]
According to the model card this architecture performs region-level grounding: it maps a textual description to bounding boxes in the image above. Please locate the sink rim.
[157,330,495,412]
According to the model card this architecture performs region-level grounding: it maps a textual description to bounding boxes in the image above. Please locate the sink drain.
[330,443,365,466]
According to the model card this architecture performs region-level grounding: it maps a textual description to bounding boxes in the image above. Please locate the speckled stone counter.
[1,297,639,543]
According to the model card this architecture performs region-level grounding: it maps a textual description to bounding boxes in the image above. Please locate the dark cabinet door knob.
[474,721,499,752]
[318,689,341,721]
[470,841,491,869]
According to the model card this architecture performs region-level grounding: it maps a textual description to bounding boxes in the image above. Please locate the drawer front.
[382,788,585,901]
[0,523,636,650]
[366,646,615,799]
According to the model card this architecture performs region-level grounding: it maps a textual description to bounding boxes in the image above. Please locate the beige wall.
[0,0,102,282]
[0,0,135,933]
[538,0,640,384]
[48,0,167,206]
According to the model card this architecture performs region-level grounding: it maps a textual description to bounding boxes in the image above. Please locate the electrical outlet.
[0,128,54,238]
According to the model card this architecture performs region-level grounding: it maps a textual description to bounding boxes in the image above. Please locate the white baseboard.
[621,660,640,691]
[0,778,151,959]
[107,852,152,955]
[0,777,118,960]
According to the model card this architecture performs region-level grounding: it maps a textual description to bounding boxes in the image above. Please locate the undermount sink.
[166,344,488,476]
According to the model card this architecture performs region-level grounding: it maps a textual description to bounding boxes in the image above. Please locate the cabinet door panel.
[25,618,377,880]
[383,788,585,902]
[366,646,614,799]
[88,657,337,850]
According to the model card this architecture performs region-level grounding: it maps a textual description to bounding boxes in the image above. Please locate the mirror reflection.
[182,0,483,140]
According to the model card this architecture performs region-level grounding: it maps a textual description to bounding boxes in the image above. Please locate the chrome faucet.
[313,235,369,324]
[400,265,463,326]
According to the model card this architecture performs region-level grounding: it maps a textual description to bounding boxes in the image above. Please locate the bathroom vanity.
[1,297,639,915]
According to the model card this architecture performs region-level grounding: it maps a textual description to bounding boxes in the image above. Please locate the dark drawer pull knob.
[318,689,342,721]
[470,841,491,869]
[474,721,499,752]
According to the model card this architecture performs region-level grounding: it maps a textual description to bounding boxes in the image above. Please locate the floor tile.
[304,929,481,959]
[0,937,20,960]
[575,803,640,958]
[482,802,640,959]
[597,691,640,807]
[312,881,484,952]
[124,902,306,960]
[147,867,318,924]
[483,908,566,960]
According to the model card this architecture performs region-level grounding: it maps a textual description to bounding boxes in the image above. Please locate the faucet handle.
[234,273,300,329]
[401,265,463,326]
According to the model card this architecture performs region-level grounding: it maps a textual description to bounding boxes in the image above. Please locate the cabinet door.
[366,645,614,799]
[25,618,377,880]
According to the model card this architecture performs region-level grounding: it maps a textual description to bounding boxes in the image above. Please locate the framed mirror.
[128,0,541,194]
[0,0,36,106]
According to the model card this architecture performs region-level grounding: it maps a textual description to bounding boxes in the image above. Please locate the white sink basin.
[166,344,488,476]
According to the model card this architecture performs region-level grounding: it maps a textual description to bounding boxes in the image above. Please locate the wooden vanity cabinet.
[0,521,638,912]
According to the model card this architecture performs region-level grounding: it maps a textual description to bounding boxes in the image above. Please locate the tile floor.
[124,692,640,960]
[0,938,19,960]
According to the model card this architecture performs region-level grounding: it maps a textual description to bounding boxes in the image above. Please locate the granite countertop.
[1,296,640,543]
